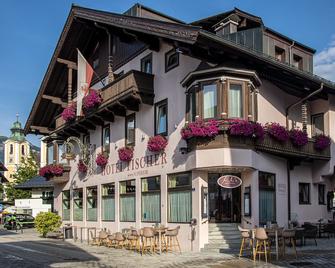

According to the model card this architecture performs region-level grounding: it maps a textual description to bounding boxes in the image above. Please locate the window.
[42,191,53,205]
[187,89,196,122]
[228,83,243,118]
[9,144,13,155]
[203,83,217,119]
[120,180,136,222]
[155,99,168,136]
[259,172,276,225]
[275,46,286,63]
[21,145,25,155]
[165,49,179,72]
[57,143,67,164]
[311,114,324,136]
[142,176,160,222]
[62,191,70,221]
[47,143,54,165]
[93,58,99,69]
[168,173,192,223]
[293,54,303,70]
[87,186,97,221]
[125,114,136,146]
[318,184,325,205]
[73,189,83,221]
[102,183,115,221]
[299,183,310,204]
[141,53,152,74]
[102,125,110,153]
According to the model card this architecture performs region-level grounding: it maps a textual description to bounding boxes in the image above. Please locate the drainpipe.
[289,41,295,65]
[285,83,324,129]
[94,22,114,83]
[287,160,291,223]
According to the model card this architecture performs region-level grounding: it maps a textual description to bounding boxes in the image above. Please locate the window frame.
[311,113,324,137]
[119,179,136,222]
[73,188,83,221]
[318,184,326,205]
[140,53,153,74]
[9,144,13,155]
[101,183,115,222]
[141,176,161,222]
[165,49,179,72]
[21,145,25,155]
[274,46,286,63]
[201,81,219,120]
[293,54,303,70]
[101,124,111,153]
[258,171,276,224]
[154,99,168,136]
[227,80,245,119]
[125,113,136,146]
[86,186,98,222]
[62,190,71,221]
[299,183,311,205]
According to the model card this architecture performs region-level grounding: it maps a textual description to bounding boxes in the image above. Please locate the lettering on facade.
[102,152,167,176]
[277,183,286,195]
[217,175,242,189]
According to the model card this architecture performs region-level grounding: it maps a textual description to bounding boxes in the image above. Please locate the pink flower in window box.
[118,147,134,162]
[147,135,168,152]
[181,119,219,140]
[39,164,64,179]
[289,128,308,147]
[61,105,76,122]
[83,90,102,112]
[314,134,331,150]
[266,123,289,142]
[96,153,108,167]
[228,119,264,140]
[77,160,88,173]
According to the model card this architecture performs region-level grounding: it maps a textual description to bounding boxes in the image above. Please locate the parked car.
[3,214,35,229]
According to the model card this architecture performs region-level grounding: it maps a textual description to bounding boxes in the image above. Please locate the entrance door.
[208,173,241,223]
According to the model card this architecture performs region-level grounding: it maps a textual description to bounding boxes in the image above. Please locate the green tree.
[5,154,38,202]
[35,212,61,237]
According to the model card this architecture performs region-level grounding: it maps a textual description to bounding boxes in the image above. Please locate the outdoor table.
[154,227,167,255]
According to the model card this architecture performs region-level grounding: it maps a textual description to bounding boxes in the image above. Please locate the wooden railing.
[187,132,330,160]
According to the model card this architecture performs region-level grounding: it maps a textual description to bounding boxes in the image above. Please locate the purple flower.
[78,160,88,173]
[147,135,168,152]
[181,119,219,140]
[61,105,76,122]
[118,147,134,162]
[314,134,331,150]
[228,120,263,139]
[96,153,108,167]
[289,128,308,147]
[39,164,64,178]
[83,90,102,110]
[266,123,289,142]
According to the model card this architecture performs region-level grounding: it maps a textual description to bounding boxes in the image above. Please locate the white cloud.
[314,35,335,82]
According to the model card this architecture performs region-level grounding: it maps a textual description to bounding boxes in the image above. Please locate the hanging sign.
[217,175,242,189]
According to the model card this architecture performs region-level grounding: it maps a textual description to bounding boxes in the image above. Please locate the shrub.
[96,153,108,167]
[290,128,308,147]
[34,212,61,238]
[61,105,76,122]
[181,119,219,140]
[228,120,264,140]
[39,164,64,179]
[314,134,331,150]
[266,123,289,142]
[118,147,134,162]
[78,160,88,173]
[147,135,168,152]
[83,90,102,111]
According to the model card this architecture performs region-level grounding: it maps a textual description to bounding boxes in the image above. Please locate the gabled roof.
[0,173,8,183]
[0,162,7,171]
[15,176,54,189]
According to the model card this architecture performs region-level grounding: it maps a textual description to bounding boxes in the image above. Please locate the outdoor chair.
[237,226,253,258]
[114,232,126,249]
[282,229,297,258]
[107,233,116,248]
[266,227,284,257]
[302,223,318,246]
[165,226,181,253]
[324,223,335,238]
[128,228,140,251]
[254,228,271,263]
[141,227,156,254]
[89,230,100,246]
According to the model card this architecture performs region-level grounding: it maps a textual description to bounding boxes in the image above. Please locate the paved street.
[0,228,335,268]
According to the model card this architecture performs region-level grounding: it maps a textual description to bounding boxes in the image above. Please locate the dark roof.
[0,162,7,171]
[15,176,54,189]
[0,173,8,183]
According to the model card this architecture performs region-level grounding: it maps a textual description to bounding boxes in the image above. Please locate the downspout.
[94,22,114,83]
[285,83,324,129]
[289,41,295,65]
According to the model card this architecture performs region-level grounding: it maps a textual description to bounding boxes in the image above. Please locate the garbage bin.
[64,227,73,239]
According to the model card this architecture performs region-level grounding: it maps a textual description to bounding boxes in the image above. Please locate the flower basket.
[96,153,109,167]
[61,105,76,123]
[39,164,64,179]
[228,120,264,140]
[118,147,134,162]
[314,134,331,150]
[181,119,219,140]
[147,135,168,152]
[265,123,289,142]
[83,90,102,114]
[78,160,88,173]
[289,128,308,147]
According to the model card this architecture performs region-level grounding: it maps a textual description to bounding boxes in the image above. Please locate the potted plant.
[83,89,102,114]
[265,122,289,142]
[147,135,168,152]
[39,164,64,179]
[96,152,109,168]
[77,160,88,173]
[289,128,308,147]
[314,134,331,150]
[118,147,134,162]
[181,119,219,140]
[61,105,76,123]
[228,120,264,140]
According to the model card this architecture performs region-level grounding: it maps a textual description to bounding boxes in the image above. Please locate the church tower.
[4,115,30,182]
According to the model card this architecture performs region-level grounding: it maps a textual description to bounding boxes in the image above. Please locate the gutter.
[289,41,295,65]
[285,83,324,129]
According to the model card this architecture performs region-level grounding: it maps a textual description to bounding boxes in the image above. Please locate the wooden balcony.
[187,132,331,161]
[46,166,71,184]
[55,70,154,134]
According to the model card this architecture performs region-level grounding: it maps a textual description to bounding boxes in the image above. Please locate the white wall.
[15,198,51,217]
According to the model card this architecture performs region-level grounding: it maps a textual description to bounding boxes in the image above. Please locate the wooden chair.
[266,227,284,257]
[141,227,156,254]
[128,228,140,251]
[254,228,271,263]
[282,229,297,258]
[238,226,253,258]
[107,233,116,248]
[114,232,126,249]
[90,230,100,246]
[165,226,181,253]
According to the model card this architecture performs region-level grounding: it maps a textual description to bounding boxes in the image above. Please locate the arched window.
[21,145,25,155]
[9,144,13,155]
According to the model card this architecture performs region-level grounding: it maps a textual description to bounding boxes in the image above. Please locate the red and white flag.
[77,49,94,116]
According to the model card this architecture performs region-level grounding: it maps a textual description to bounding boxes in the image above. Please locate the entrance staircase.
[201,223,241,254]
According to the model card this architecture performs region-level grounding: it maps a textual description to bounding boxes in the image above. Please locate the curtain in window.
[87,199,97,221]
[142,193,160,222]
[62,200,70,220]
[120,195,135,221]
[157,105,167,134]
[229,84,242,118]
[47,145,54,165]
[168,191,191,222]
[203,85,217,118]
[102,197,115,221]
[259,190,275,224]
[73,200,83,221]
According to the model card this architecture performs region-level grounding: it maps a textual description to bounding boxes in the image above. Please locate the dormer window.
[141,53,152,74]
[275,46,286,63]
[293,54,303,70]
[165,49,179,72]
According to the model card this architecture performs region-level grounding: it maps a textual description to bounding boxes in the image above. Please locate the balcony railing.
[55,70,154,131]
[187,132,330,161]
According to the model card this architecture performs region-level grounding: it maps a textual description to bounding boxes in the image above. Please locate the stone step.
[201,247,240,254]
[208,238,241,244]
[208,231,241,238]
[208,226,239,232]
[204,241,241,248]
[208,235,241,241]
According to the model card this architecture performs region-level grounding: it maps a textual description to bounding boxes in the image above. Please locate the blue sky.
[1,0,334,146]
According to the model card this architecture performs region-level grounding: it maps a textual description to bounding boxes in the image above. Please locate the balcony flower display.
[61,105,76,122]
[181,119,219,140]
[118,147,134,162]
[147,135,168,152]
[83,89,102,112]
[228,120,264,140]
[314,134,331,150]
[96,153,108,167]
[289,128,308,147]
[265,123,289,142]
[77,160,88,173]
[39,164,64,179]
